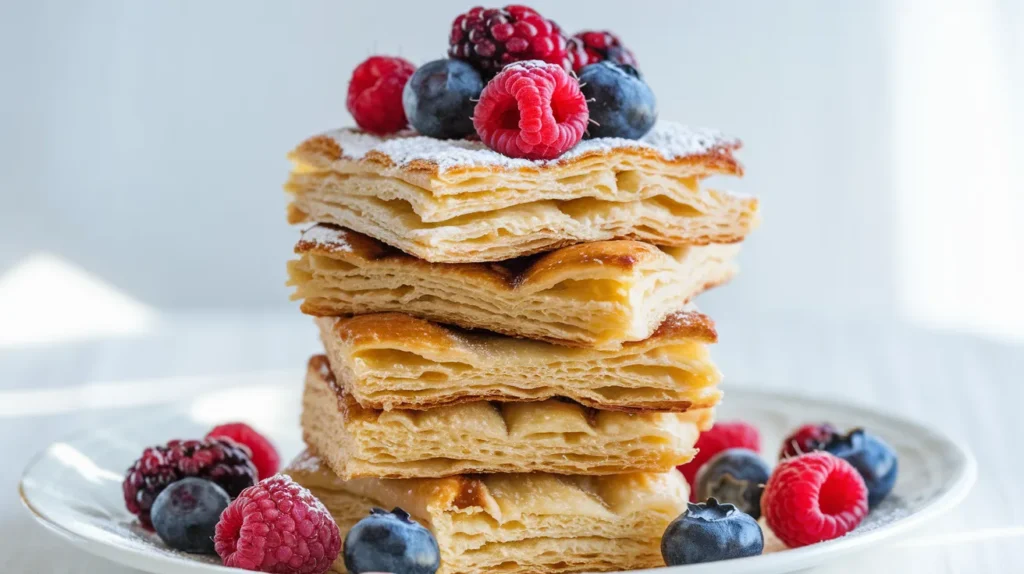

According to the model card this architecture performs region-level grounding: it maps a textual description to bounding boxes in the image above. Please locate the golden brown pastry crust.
[285,124,758,263]
[285,451,690,574]
[302,355,713,479]
[290,224,739,348]
[314,311,723,412]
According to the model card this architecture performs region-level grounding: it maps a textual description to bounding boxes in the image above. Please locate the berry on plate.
[214,475,341,574]
[402,58,484,139]
[449,5,570,75]
[578,61,657,140]
[207,422,280,480]
[824,428,899,507]
[661,498,763,565]
[695,448,770,519]
[343,507,440,574]
[678,421,761,498]
[779,422,838,460]
[761,451,868,548]
[567,31,638,72]
[347,56,416,135]
[472,60,589,160]
[123,438,257,527]
[151,478,230,554]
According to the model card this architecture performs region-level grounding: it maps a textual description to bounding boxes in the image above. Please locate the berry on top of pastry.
[347,56,416,134]
[448,5,571,75]
[567,30,638,72]
[472,60,589,159]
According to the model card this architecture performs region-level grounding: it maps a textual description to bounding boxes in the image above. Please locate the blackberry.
[568,31,638,72]
[122,437,257,527]
[448,5,570,76]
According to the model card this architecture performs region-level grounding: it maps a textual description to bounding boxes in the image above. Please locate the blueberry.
[695,448,770,519]
[824,428,898,507]
[662,498,763,565]
[344,507,440,574]
[578,61,657,139]
[403,59,483,139]
[150,477,229,554]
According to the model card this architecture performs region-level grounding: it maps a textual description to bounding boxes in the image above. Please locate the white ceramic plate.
[20,376,976,574]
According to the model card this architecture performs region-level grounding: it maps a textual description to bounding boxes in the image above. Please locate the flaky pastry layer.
[285,452,689,574]
[285,123,757,262]
[302,355,712,479]
[315,312,723,412]
[290,224,739,348]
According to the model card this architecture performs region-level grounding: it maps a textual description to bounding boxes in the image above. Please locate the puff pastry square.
[289,224,739,348]
[285,122,759,263]
[302,355,713,480]
[314,311,722,412]
[285,451,689,574]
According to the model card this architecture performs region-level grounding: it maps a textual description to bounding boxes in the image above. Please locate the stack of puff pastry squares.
[282,122,758,574]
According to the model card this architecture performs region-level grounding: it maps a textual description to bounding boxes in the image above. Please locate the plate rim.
[18,384,978,574]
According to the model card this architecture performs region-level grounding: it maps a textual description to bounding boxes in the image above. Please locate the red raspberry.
[678,421,761,499]
[449,5,571,75]
[207,422,281,480]
[779,423,838,460]
[567,31,638,72]
[215,475,341,574]
[762,452,869,548]
[472,60,588,160]
[346,56,416,135]
[122,438,257,528]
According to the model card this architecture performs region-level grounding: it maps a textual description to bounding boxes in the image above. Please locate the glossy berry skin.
[823,428,898,507]
[761,452,868,548]
[695,448,770,519]
[402,59,484,139]
[207,422,280,480]
[449,5,570,75]
[347,56,416,134]
[679,421,761,499]
[215,475,341,574]
[577,62,656,140]
[150,478,230,554]
[779,423,838,460]
[567,31,638,72]
[123,438,257,528]
[343,507,440,574]
[472,60,589,160]
[661,498,763,566]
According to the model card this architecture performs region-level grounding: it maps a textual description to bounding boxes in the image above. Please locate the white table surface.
[2,309,1020,573]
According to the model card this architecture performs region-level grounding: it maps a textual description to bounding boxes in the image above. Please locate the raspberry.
[567,31,638,72]
[472,60,588,160]
[215,475,341,574]
[678,421,761,498]
[122,438,257,528]
[779,423,838,460]
[346,56,416,135]
[449,5,571,75]
[207,422,281,480]
[761,452,869,548]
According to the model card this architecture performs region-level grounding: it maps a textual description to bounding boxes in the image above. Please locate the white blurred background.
[1,0,1022,346]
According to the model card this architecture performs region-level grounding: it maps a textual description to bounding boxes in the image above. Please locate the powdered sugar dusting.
[299,224,351,252]
[321,121,738,173]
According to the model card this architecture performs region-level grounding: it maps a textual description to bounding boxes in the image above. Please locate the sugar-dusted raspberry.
[472,60,588,160]
[207,422,281,480]
[346,56,416,135]
[678,421,761,498]
[215,475,341,574]
[779,423,838,460]
[123,438,257,528]
[449,5,571,75]
[567,31,638,72]
[761,452,869,548]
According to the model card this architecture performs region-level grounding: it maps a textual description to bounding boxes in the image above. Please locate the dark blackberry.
[122,437,257,527]
[448,5,570,76]
[567,31,638,72]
